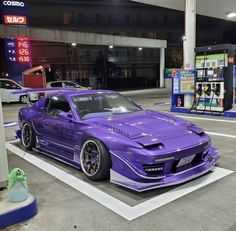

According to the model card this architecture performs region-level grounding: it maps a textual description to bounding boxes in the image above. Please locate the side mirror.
[58,111,73,120]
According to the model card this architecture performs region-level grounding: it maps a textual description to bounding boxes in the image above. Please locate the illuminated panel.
[5,39,17,62]
[16,38,31,63]
[4,15,27,25]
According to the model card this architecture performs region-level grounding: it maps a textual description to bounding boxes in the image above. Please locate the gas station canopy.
[132,0,236,22]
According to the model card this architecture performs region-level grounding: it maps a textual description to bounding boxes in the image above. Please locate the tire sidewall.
[22,122,36,150]
[80,138,111,181]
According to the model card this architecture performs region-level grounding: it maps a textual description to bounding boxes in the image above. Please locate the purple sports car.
[15,89,219,191]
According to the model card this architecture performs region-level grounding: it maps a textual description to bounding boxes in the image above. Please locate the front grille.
[172,152,204,174]
[143,163,165,175]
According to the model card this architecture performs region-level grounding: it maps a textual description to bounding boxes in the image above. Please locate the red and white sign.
[4,15,27,25]
[16,38,31,63]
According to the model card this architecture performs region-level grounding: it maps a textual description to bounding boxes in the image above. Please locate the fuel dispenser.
[194,44,236,113]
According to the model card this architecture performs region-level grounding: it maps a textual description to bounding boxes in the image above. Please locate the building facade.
[1,0,236,89]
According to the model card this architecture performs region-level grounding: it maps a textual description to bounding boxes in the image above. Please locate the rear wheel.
[22,122,36,151]
[80,139,111,181]
[20,95,27,104]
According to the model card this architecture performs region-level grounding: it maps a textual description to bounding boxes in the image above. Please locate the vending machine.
[194,44,236,113]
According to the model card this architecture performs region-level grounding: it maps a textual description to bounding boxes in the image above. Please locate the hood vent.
[137,142,165,150]
[94,121,130,138]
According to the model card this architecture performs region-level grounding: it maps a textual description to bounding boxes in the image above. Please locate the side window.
[51,82,62,87]
[3,81,21,90]
[63,82,76,87]
[46,95,71,117]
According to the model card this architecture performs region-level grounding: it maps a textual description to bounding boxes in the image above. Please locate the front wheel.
[22,122,36,151]
[80,139,111,181]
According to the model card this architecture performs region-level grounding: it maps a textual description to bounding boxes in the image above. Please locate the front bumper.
[110,147,219,192]
[29,93,39,101]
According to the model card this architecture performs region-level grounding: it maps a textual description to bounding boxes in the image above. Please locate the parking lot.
[3,89,236,231]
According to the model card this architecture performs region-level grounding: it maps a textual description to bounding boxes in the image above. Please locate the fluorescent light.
[138,47,143,51]
[109,45,114,49]
[226,12,236,18]
[71,42,77,47]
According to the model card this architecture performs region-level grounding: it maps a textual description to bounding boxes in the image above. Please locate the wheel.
[22,123,36,151]
[20,95,27,104]
[80,138,111,181]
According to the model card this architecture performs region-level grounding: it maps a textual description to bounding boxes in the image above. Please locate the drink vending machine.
[194,44,236,113]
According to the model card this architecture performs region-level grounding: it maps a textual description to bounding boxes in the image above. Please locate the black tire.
[80,138,111,181]
[22,122,36,151]
[20,95,27,104]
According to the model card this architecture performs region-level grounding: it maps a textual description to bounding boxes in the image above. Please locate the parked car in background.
[0,79,38,103]
[46,80,90,89]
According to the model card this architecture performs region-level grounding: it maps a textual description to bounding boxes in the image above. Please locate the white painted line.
[6,141,234,221]
[6,142,131,220]
[177,115,236,124]
[206,132,236,139]
[4,122,18,128]
[130,167,233,220]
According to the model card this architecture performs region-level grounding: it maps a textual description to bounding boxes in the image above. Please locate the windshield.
[71,93,142,119]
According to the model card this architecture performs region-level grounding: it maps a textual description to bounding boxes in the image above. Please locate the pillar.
[160,47,165,88]
[184,0,196,108]
[0,94,9,188]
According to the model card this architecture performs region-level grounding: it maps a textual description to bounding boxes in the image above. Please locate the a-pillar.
[160,47,165,88]
[184,0,196,108]
[0,94,8,188]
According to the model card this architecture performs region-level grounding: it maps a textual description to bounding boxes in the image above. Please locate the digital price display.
[16,38,31,63]
[0,0,31,81]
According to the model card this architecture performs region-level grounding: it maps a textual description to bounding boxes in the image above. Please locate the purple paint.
[16,89,219,191]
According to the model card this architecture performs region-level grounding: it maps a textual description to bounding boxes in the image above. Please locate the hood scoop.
[94,121,131,138]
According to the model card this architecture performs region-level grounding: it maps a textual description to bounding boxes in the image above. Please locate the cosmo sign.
[0,0,31,81]
[2,1,25,7]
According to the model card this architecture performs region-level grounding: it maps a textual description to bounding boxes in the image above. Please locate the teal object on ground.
[8,168,28,203]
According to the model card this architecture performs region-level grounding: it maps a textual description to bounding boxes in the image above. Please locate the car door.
[0,80,5,102]
[2,80,21,102]
[39,95,80,160]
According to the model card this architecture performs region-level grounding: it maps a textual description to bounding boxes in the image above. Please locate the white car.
[0,78,38,103]
[46,81,89,89]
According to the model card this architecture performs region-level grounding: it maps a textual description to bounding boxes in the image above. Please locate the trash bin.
[8,168,28,203]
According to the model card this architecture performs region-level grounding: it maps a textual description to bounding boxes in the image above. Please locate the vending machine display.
[171,70,195,108]
[194,46,235,113]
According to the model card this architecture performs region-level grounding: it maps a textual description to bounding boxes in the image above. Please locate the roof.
[62,89,115,97]
[131,0,236,22]
[12,87,114,96]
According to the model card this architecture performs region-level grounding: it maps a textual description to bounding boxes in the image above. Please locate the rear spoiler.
[12,87,77,95]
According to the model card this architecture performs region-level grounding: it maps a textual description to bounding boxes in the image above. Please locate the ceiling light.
[226,12,236,18]
[71,42,77,47]
[109,45,114,49]
[138,47,143,51]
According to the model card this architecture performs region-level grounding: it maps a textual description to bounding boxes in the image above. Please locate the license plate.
[177,154,196,168]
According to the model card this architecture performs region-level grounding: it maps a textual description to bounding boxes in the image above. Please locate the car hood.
[92,110,192,145]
